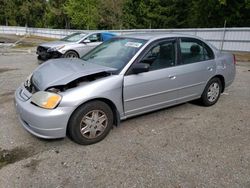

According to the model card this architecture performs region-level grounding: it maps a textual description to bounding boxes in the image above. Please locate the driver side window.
[86,33,102,42]
[141,41,176,71]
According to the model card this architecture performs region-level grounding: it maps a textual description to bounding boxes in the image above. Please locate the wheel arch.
[212,75,225,93]
[67,98,120,134]
[64,49,80,58]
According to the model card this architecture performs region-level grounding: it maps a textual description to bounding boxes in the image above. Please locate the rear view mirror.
[131,63,150,74]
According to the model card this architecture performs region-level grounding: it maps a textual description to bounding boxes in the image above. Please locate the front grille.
[19,88,31,101]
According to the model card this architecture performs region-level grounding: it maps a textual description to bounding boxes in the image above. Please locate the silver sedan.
[15,33,236,145]
[36,32,116,61]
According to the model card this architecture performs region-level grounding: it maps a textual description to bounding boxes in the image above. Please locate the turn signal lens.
[42,95,62,109]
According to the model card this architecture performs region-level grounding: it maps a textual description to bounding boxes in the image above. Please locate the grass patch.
[0,34,57,49]
[13,43,37,48]
[26,35,56,41]
[233,52,250,62]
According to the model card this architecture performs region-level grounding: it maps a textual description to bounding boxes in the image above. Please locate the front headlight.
[47,45,65,52]
[31,91,62,109]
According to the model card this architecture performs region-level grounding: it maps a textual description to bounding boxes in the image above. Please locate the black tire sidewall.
[68,101,113,145]
[64,51,79,58]
[201,78,222,106]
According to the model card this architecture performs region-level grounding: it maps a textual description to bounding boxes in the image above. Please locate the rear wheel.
[68,101,113,145]
[200,77,222,106]
[64,50,79,58]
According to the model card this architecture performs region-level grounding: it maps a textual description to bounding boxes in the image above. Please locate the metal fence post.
[220,20,227,51]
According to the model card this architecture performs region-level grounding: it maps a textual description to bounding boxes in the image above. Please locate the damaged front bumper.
[36,46,63,61]
[14,85,74,139]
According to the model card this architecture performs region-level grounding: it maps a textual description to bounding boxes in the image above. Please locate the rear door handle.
[168,75,176,80]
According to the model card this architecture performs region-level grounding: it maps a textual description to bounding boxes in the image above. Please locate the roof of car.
[72,31,115,35]
[119,32,200,41]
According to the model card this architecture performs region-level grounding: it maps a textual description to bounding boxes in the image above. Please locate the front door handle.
[168,75,176,80]
[207,67,213,71]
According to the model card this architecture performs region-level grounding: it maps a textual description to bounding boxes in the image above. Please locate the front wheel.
[64,50,79,58]
[68,101,114,145]
[200,77,222,106]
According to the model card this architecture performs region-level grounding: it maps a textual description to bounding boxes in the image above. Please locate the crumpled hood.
[32,58,116,91]
[39,40,74,48]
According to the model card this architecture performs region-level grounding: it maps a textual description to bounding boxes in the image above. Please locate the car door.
[123,39,181,117]
[174,37,216,103]
[77,33,103,57]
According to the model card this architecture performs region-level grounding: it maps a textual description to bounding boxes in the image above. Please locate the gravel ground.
[0,53,250,188]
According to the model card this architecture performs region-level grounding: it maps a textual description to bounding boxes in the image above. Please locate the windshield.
[60,32,87,42]
[82,38,147,71]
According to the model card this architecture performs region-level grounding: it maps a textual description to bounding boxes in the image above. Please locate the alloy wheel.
[80,110,108,139]
[207,82,220,102]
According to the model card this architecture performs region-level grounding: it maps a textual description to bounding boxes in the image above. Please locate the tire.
[200,77,222,106]
[68,101,113,145]
[64,50,79,58]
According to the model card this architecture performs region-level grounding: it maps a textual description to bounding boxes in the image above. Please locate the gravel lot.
[0,52,250,187]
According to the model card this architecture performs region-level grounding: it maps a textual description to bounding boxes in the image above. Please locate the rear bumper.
[225,79,234,88]
[14,86,74,139]
[225,64,236,88]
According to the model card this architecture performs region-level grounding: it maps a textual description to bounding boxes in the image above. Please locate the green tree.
[0,0,18,26]
[122,0,150,29]
[44,0,69,29]
[98,0,125,29]
[0,0,249,28]
[122,0,190,29]
[147,0,190,28]
[64,0,99,29]
[241,0,250,26]
[19,0,32,26]
[17,0,47,27]
[188,0,250,27]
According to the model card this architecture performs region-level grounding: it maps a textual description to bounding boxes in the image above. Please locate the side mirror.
[83,39,91,43]
[131,63,150,74]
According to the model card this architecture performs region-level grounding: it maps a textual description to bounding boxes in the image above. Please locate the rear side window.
[179,38,214,64]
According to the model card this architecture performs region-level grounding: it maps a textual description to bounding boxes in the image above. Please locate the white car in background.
[36,32,116,61]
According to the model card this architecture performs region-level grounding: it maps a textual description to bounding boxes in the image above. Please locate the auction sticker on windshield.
[125,42,142,48]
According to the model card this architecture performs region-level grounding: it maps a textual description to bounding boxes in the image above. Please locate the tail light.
[233,54,236,65]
